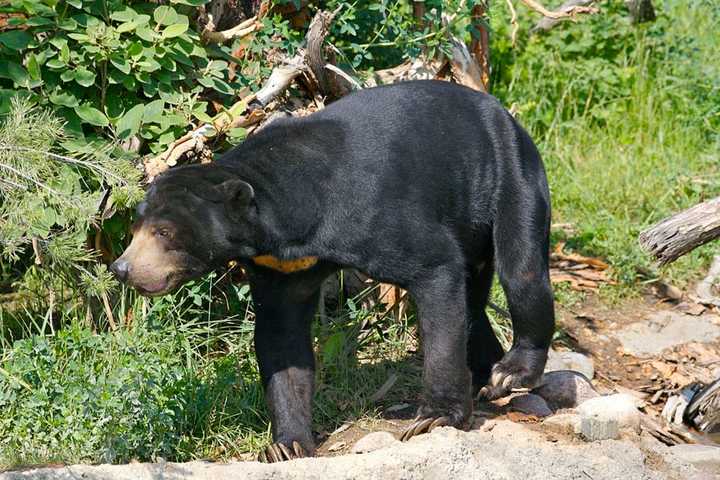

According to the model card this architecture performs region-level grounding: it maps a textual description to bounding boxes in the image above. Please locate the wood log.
[639,197,720,265]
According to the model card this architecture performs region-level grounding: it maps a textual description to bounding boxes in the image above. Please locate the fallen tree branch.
[639,197,720,265]
[531,0,596,33]
[520,0,599,20]
[304,7,353,101]
[201,16,259,44]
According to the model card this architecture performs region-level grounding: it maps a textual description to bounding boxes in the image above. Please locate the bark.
[469,2,491,92]
[531,0,597,33]
[626,0,656,24]
[639,197,720,265]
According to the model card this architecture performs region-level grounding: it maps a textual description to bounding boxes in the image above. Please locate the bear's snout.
[109,258,130,282]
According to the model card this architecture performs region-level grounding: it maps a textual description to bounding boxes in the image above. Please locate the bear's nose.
[110,259,130,282]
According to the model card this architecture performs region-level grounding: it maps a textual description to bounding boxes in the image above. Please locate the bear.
[110,80,555,462]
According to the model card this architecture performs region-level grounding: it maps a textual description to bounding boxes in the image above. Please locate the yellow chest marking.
[251,255,318,273]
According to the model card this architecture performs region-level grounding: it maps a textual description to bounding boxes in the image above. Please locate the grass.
[2,0,720,469]
[496,0,720,294]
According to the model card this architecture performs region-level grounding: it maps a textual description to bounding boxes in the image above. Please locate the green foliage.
[0,0,239,151]
[0,323,267,465]
[490,0,720,287]
[0,100,142,317]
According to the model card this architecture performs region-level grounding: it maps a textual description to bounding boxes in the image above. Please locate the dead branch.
[143,9,345,181]
[639,197,720,265]
[520,0,599,20]
[201,16,259,44]
[469,2,490,91]
[531,0,596,33]
[304,7,353,101]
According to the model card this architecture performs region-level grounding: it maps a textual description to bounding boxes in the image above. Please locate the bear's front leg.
[401,265,472,441]
[250,268,329,462]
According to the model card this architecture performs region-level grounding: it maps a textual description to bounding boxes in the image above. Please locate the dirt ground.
[313,289,720,457]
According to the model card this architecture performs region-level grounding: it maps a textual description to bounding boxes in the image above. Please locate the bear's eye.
[156,229,170,238]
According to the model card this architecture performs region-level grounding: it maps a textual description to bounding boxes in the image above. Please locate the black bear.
[111,80,555,462]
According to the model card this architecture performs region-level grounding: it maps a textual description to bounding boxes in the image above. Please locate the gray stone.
[668,444,720,475]
[545,350,595,379]
[614,311,720,357]
[0,421,681,480]
[508,394,553,417]
[577,394,641,441]
[532,370,599,411]
[542,412,581,435]
[350,431,397,454]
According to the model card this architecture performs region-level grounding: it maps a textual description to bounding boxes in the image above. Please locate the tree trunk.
[626,0,656,24]
[639,197,720,265]
[469,1,490,92]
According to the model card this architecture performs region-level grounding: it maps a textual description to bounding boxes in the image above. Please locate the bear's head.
[110,164,256,296]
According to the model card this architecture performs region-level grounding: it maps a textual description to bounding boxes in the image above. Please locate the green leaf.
[0,61,30,87]
[46,58,66,69]
[60,69,75,82]
[110,55,131,74]
[153,6,178,26]
[127,41,144,58]
[110,7,138,22]
[26,17,54,27]
[67,32,90,41]
[26,54,41,81]
[143,99,165,124]
[0,31,32,50]
[58,18,78,30]
[135,26,155,42]
[116,104,145,139]
[161,23,187,39]
[60,43,70,63]
[116,21,138,33]
[74,68,96,87]
[66,0,83,8]
[49,90,79,108]
[76,104,109,127]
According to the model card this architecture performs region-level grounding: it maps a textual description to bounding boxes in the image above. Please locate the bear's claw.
[258,441,307,463]
[400,416,450,441]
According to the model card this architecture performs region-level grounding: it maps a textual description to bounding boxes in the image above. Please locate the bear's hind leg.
[477,193,555,401]
[400,263,472,441]
[466,262,505,397]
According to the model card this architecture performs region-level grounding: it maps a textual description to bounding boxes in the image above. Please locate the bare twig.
[519,0,598,19]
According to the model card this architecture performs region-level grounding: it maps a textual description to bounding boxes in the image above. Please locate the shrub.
[0,324,266,465]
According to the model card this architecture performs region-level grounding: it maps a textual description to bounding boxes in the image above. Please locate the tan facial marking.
[118,225,181,293]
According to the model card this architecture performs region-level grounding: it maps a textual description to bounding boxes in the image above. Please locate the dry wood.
[469,2,490,91]
[143,6,345,180]
[531,0,597,33]
[639,197,720,265]
[201,16,259,44]
[519,0,599,19]
[304,7,353,101]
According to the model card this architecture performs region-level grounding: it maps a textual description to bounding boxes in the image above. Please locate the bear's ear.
[216,178,255,205]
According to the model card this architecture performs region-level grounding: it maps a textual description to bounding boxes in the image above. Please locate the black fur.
[116,80,555,454]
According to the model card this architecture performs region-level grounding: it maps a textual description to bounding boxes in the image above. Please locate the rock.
[614,311,720,357]
[668,445,720,475]
[0,421,688,480]
[532,370,599,411]
[545,350,595,379]
[542,412,581,435]
[350,431,398,454]
[508,394,553,417]
[577,394,640,441]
